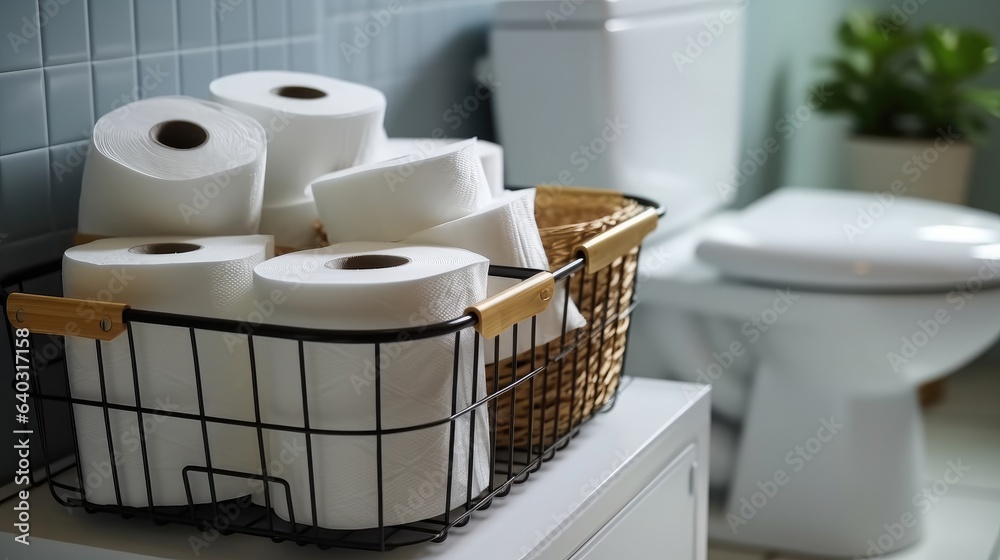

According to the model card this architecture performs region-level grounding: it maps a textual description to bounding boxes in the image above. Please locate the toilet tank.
[491,0,746,237]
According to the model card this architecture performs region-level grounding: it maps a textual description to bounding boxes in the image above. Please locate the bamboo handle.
[5,293,129,341]
[535,184,624,202]
[466,272,555,339]
[574,207,659,274]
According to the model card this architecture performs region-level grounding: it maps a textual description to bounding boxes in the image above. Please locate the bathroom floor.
[707,357,1000,560]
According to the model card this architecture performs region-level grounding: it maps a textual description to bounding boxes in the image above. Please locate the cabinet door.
[571,445,698,560]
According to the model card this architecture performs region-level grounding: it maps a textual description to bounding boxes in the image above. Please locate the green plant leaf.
[838,11,914,59]
[812,81,860,113]
[920,26,997,81]
[824,54,871,82]
[838,11,879,48]
[812,10,999,140]
[963,87,1000,118]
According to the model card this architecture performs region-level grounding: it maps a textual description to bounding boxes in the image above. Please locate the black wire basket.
[2,191,662,552]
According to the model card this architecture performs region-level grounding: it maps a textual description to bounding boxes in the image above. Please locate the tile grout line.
[213,0,222,84]
[173,0,183,92]
[130,0,140,100]
[34,0,51,153]
[284,0,292,70]
[247,0,257,70]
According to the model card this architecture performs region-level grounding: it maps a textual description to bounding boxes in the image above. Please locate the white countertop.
[0,378,710,559]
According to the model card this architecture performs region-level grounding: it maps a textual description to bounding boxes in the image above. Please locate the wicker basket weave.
[313,186,648,450]
[490,186,644,449]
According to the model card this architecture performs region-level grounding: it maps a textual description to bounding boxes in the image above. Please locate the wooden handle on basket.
[574,207,659,274]
[466,272,555,339]
[5,293,129,341]
[535,184,624,200]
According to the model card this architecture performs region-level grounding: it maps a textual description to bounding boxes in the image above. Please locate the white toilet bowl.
[489,1,1000,554]
[630,187,1000,557]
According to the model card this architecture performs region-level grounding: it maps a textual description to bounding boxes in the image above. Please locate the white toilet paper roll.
[406,189,586,362]
[477,140,505,198]
[210,71,387,205]
[311,139,493,243]
[252,243,492,529]
[259,193,322,250]
[63,235,274,507]
[78,96,267,237]
[377,138,505,197]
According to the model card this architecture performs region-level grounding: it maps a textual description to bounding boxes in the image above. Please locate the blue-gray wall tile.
[325,0,366,17]
[40,0,90,66]
[416,4,453,73]
[180,49,216,98]
[0,148,52,240]
[365,11,397,82]
[45,63,94,145]
[135,0,177,54]
[178,0,216,50]
[254,42,287,71]
[0,0,508,263]
[137,53,179,98]
[216,0,252,44]
[290,37,318,74]
[219,44,252,75]
[289,0,319,36]
[321,17,343,78]
[92,58,137,117]
[0,68,46,155]
[393,4,419,75]
[0,0,43,72]
[254,0,286,40]
[49,140,88,230]
[327,14,368,81]
[88,0,135,60]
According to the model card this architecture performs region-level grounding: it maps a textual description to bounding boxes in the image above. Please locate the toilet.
[489,1,1000,557]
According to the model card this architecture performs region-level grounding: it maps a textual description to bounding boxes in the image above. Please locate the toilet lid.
[496,0,716,24]
[695,188,1000,291]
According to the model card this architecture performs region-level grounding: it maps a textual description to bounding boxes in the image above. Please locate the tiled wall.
[0,0,500,276]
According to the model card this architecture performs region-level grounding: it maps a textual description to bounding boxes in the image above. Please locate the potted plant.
[812,11,1000,204]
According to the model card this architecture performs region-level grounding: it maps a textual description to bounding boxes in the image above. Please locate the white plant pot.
[846,136,975,205]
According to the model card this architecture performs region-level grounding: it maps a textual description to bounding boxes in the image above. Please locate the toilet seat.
[695,187,1000,292]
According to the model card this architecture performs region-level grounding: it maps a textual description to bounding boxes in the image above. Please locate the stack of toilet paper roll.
[251,243,493,529]
[63,235,274,507]
[312,139,586,362]
[406,189,586,361]
[211,71,387,249]
[67,69,585,529]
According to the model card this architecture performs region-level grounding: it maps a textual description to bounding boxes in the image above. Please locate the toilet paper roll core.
[326,254,411,270]
[272,85,327,99]
[149,120,209,150]
[128,242,203,255]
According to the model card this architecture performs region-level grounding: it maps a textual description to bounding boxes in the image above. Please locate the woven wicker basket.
[490,186,644,449]
[312,186,649,450]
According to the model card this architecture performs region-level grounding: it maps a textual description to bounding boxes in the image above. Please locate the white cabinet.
[572,445,698,560]
[0,378,710,560]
